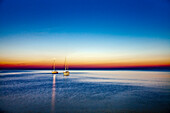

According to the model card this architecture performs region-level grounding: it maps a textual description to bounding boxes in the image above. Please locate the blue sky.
[0,0,170,67]
[0,0,170,37]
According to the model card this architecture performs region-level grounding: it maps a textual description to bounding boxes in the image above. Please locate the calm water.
[0,70,170,113]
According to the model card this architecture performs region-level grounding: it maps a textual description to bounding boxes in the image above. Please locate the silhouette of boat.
[52,59,58,74]
[63,57,69,76]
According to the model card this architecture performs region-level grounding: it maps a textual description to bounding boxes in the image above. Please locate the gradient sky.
[0,0,170,69]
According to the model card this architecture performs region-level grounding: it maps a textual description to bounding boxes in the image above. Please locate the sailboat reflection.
[51,74,56,113]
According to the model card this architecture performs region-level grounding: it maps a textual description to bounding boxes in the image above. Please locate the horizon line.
[1,66,170,71]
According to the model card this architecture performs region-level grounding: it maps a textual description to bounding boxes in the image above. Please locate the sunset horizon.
[0,0,170,113]
[1,0,170,71]
[1,62,170,70]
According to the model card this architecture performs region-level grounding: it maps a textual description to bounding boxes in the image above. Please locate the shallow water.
[0,70,170,113]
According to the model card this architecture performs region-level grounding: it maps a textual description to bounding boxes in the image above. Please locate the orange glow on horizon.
[0,60,170,69]
[0,55,170,69]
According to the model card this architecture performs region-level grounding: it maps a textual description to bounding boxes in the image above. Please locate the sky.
[0,0,170,69]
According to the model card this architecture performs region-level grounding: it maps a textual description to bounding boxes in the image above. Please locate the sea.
[0,70,170,113]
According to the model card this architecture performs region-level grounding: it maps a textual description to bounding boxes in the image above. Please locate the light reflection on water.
[70,71,170,87]
[51,74,56,113]
[0,70,170,113]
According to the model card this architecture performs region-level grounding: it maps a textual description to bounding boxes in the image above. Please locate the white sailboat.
[52,59,58,74]
[63,57,69,76]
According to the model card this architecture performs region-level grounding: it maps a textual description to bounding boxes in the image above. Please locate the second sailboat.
[63,57,69,76]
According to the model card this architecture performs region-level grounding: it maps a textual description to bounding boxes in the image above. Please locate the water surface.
[0,70,170,113]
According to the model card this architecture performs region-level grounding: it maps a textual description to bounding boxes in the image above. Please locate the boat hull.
[63,71,69,76]
[52,71,58,74]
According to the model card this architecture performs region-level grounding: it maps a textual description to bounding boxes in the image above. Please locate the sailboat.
[63,57,69,76]
[52,59,58,74]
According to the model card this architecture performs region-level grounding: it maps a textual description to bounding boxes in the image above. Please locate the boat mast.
[65,57,67,71]
[53,59,56,71]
